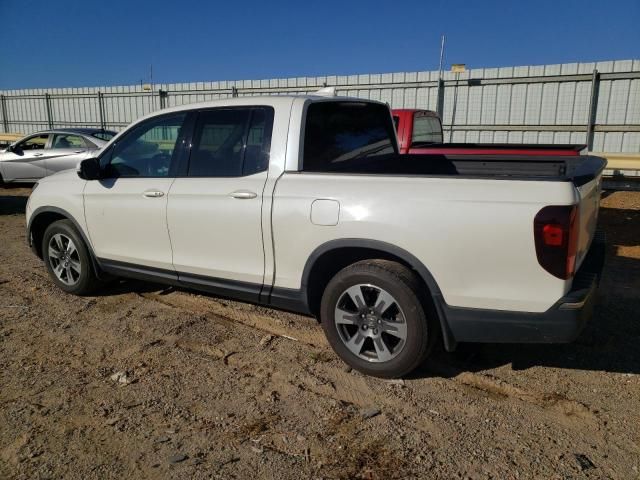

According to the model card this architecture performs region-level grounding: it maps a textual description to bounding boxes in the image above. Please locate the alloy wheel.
[48,233,81,286]
[334,283,408,363]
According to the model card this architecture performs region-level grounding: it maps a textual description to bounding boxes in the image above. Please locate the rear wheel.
[42,220,102,295]
[320,260,435,378]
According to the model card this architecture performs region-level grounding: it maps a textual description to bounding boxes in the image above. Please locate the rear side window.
[51,134,86,149]
[91,131,116,141]
[84,137,100,149]
[244,109,272,175]
[411,113,443,145]
[302,102,396,172]
[188,107,273,177]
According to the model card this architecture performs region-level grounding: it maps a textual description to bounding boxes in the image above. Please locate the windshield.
[303,102,396,172]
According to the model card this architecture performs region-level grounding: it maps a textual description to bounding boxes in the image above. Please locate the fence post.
[586,68,600,151]
[45,93,54,129]
[436,79,445,119]
[97,92,106,130]
[158,89,168,109]
[0,95,8,133]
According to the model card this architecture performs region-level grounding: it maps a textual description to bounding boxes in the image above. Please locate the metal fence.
[1,59,639,152]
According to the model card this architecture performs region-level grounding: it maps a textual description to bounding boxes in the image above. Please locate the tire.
[320,259,436,378]
[42,220,102,295]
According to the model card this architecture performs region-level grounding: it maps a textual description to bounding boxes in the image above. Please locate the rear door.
[167,107,273,298]
[84,113,188,270]
[0,134,50,181]
[46,133,93,174]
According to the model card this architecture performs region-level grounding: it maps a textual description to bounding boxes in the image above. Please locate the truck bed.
[318,154,607,186]
[409,143,585,157]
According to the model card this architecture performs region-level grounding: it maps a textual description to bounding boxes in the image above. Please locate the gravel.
[0,188,638,479]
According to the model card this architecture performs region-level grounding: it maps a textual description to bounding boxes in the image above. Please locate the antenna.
[438,34,445,81]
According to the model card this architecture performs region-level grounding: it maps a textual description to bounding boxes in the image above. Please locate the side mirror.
[8,144,21,154]
[77,158,102,180]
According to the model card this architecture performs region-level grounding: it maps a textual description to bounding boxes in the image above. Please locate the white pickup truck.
[25,93,606,378]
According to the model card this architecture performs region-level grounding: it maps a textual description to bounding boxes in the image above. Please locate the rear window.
[411,113,443,145]
[302,102,396,172]
[91,131,116,141]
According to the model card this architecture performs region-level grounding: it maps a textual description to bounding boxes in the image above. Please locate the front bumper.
[444,230,606,344]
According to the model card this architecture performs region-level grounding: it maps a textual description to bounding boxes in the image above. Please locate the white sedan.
[0,128,116,184]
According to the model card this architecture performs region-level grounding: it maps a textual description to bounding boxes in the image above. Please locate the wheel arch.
[28,206,105,279]
[300,239,456,351]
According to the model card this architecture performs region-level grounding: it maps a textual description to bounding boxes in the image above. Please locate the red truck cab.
[392,109,584,157]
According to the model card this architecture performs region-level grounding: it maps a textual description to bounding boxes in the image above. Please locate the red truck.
[392,109,585,156]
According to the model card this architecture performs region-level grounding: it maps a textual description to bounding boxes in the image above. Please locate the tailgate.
[574,175,602,270]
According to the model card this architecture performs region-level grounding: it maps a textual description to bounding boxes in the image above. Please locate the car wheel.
[42,219,102,295]
[320,259,435,378]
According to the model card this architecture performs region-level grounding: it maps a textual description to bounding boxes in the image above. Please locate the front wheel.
[42,220,102,295]
[320,260,435,378]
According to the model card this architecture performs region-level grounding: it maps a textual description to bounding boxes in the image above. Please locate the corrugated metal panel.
[1,60,638,151]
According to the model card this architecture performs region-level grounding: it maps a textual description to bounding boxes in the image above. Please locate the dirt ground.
[0,186,638,480]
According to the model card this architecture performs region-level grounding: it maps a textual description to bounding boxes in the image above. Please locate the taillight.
[534,205,579,280]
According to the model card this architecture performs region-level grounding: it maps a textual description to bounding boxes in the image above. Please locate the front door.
[167,107,273,295]
[84,113,187,270]
[0,134,50,181]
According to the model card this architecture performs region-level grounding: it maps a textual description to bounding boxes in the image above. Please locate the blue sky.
[0,0,638,89]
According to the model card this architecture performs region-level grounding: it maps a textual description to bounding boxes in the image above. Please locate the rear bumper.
[445,230,606,344]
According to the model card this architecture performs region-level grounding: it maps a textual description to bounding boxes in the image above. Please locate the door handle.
[33,153,43,157]
[74,150,84,153]
[229,190,257,199]
[143,190,165,198]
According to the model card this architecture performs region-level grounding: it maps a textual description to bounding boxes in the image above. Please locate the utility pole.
[436,35,446,117]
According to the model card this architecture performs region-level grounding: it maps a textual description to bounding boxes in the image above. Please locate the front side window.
[303,102,396,172]
[51,134,86,149]
[104,114,186,178]
[17,134,49,151]
[188,107,273,177]
[411,113,443,145]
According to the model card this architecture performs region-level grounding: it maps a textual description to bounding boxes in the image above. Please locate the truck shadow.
[420,204,640,377]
